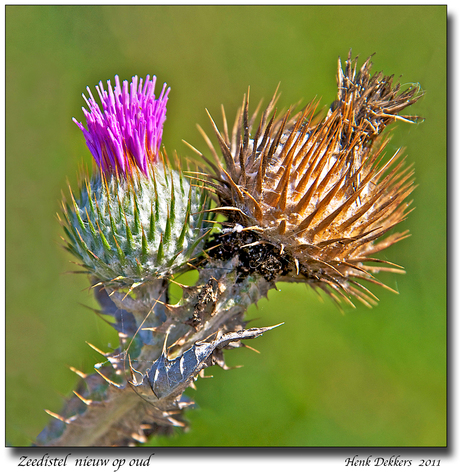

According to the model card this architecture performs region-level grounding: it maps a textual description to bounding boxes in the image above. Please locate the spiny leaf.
[131,324,282,401]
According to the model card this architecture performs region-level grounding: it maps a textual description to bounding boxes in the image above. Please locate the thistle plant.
[36,52,423,446]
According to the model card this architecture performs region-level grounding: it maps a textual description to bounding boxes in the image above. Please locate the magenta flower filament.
[73,75,170,175]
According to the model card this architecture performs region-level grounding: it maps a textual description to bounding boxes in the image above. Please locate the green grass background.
[5,5,446,447]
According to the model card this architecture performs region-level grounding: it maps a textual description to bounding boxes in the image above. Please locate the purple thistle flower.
[73,75,170,175]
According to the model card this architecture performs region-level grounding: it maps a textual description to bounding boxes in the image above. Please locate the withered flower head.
[192,52,424,307]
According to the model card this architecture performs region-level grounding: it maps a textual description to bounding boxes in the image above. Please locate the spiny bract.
[193,52,424,306]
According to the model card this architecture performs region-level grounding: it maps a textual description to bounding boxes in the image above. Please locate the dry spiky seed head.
[193,51,424,306]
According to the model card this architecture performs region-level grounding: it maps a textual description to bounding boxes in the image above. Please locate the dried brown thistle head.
[189,52,424,307]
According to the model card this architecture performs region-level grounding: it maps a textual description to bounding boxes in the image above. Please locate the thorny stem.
[36,257,276,446]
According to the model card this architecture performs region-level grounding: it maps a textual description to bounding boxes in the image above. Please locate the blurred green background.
[6,5,446,447]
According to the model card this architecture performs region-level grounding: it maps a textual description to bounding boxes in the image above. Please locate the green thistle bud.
[61,161,210,287]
